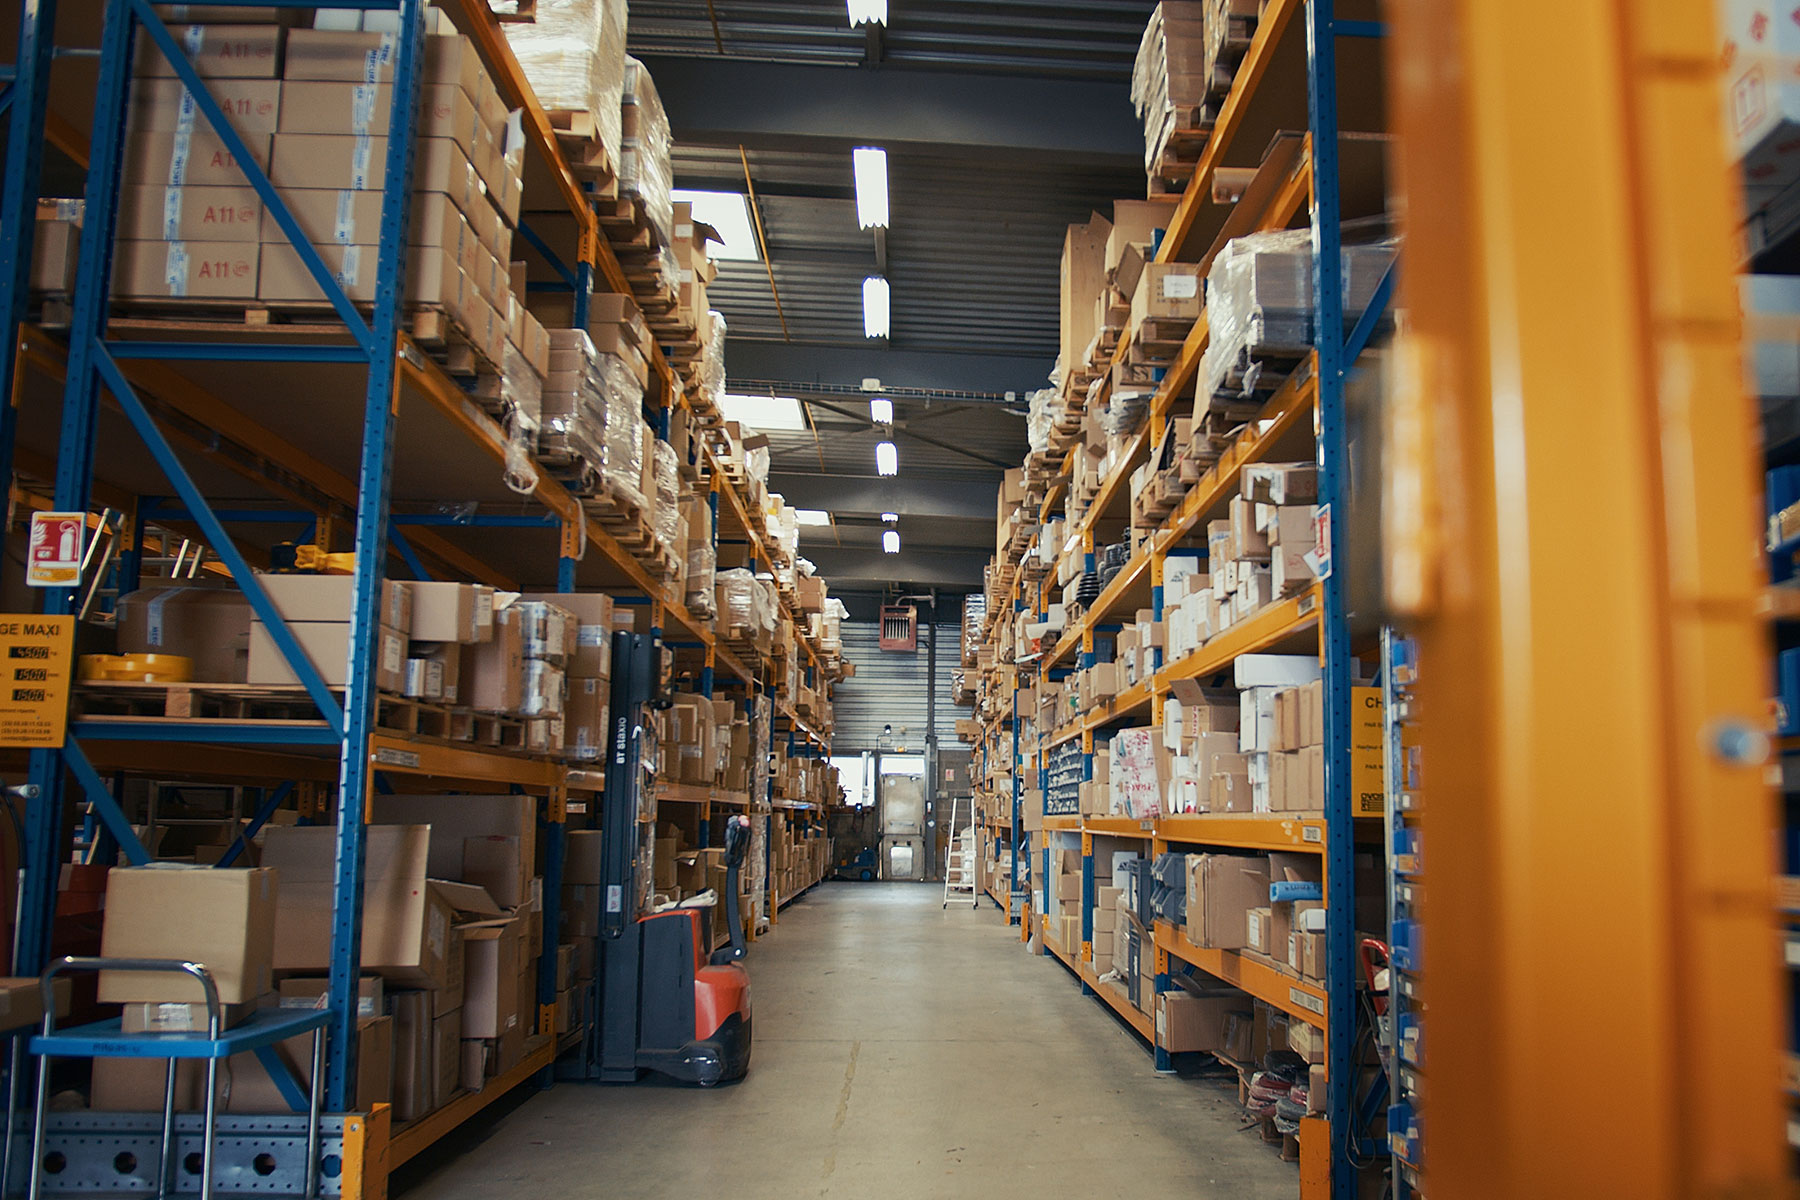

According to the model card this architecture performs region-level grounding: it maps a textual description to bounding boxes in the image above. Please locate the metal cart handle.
[37,956,224,1040]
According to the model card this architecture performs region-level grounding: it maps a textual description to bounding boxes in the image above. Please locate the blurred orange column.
[1382,0,1787,1196]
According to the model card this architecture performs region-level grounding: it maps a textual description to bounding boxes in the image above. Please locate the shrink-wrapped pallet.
[620,57,674,249]
[652,441,681,553]
[1131,3,1209,174]
[716,569,758,639]
[503,0,627,162]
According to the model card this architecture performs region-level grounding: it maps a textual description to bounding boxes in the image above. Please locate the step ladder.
[942,796,978,909]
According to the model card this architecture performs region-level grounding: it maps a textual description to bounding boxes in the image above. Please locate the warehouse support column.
[1383,1,1785,1195]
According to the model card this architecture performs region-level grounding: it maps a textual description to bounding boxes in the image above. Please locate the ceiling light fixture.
[847,0,886,27]
[862,276,890,339]
[883,529,900,554]
[793,509,833,526]
[869,397,893,425]
[875,440,898,476]
[852,146,889,229]
[881,512,898,523]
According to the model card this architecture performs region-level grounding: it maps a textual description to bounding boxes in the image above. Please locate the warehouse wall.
[833,620,969,753]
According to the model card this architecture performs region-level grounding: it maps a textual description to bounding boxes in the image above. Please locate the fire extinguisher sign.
[26,512,84,588]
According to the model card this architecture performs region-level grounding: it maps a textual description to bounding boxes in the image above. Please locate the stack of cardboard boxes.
[770,814,828,903]
[115,16,526,374]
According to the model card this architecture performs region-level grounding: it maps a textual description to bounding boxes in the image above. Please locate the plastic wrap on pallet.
[1199,228,1314,402]
[717,568,758,636]
[686,541,717,617]
[821,597,847,652]
[1100,390,1149,439]
[516,601,575,663]
[501,341,544,495]
[1026,387,1057,454]
[962,593,988,663]
[745,439,770,487]
[620,56,674,250]
[502,0,627,160]
[1131,2,1210,172]
[1199,231,1399,401]
[652,440,680,551]
[698,310,728,411]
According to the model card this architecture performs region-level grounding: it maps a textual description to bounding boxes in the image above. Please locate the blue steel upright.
[0,0,60,526]
[1308,0,1361,1194]
[25,0,432,1120]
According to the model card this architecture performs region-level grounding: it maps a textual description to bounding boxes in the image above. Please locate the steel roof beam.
[636,53,1141,161]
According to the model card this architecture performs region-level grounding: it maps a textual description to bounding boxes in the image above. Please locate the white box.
[1235,653,1323,689]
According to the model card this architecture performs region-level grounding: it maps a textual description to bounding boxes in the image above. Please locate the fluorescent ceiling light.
[882,529,900,554]
[869,397,893,425]
[875,440,898,476]
[669,189,760,262]
[721,393,807,431]
[881,512,898,522]
[847,0,886,26]
[793,509,833,527]
[852,147,889,229]
[863,276,890,339]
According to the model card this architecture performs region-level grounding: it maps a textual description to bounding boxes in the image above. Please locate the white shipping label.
[164,240,190,296]
[382,630,403,674]
[1161,272,1199,300]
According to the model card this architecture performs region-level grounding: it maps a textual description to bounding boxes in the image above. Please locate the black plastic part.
[637,1012,752,1087]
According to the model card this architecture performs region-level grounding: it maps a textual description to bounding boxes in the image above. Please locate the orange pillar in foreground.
[1382,0,1787,1195]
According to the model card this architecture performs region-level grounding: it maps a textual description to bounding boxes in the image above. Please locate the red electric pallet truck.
[580,631,751,1086]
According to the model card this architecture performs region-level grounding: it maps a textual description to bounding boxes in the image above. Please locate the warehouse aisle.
[396,884,1293,1199]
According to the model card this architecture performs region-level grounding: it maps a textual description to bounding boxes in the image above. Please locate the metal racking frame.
[975,1,1392,1194]
[0,0,836,1186]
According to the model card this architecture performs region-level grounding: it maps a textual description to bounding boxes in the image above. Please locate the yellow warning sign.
[0,617,75,747]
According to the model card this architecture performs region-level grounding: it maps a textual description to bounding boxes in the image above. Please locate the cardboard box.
[112,239,258,299]
[246,619,407,693]
[255,573,411,631]
[1246,906,1273,955]
[407,581,493,644]
[1131,262,1203,323]
[276,80,484,155]
[282,29,485,96]
[368,793,535,887]
[115,585,252,683]
[1185,854,1270,950]
[564,675,609,762]
[387,990,431,1121]
[517,592,612,677]
[434,1007,464,1107]
[464,604,524,713]
[129,77,281,134]
[459,912,524,1040]
[262,825,452,988]
[564,830,605,887]
[278,976,384,1018]
[256,242,468,308]
[118,185,263,243]
[121,1000,256,1033]
[1289,1018,1326,1064]
[135,24,280,78]
[123,129,270,188]
[99,866,277,1005]
[0,977,71,1034]
[1155,990,1244,1054]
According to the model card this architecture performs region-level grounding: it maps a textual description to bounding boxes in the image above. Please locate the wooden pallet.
[450,709,527,748]
[107,303,498,380]
[74,682,441,735]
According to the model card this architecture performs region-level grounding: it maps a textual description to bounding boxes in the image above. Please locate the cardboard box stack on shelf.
[770,812,828,904]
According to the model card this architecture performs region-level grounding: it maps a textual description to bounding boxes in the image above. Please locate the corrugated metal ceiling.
[629,1,1158,80]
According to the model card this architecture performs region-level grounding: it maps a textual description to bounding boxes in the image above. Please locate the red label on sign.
[26,513,84,588]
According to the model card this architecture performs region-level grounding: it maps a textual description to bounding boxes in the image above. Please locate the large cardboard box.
[517,592,613,677]
[1107,199,1179,274]
[369,793,535,884]
[256,243,468,308]
[99,866,277,1005]
[564,830,605,886]
[114,585,253,682]
[128,77,281,134]
[246,619,407,693]
[112,239,258,299]
[282,29,486,96]
[1060,213,1110,372]
[464,604,524,713]
[123,130,270,188]
[1155,989,1243,1054]
[0,977,71,1035]
[459,912,524,1040]
[1185,854,1271,950]
[255,573,411,631]
[406,581,493,644]
[434,1008,465,1106]
[117,185,263,243]
[135,24,280,78]
[262,825,452,988]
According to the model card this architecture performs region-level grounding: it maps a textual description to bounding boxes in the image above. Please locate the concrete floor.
[396,883,1296,1199]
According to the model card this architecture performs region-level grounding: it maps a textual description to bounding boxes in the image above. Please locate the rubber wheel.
[859,869,873,881]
